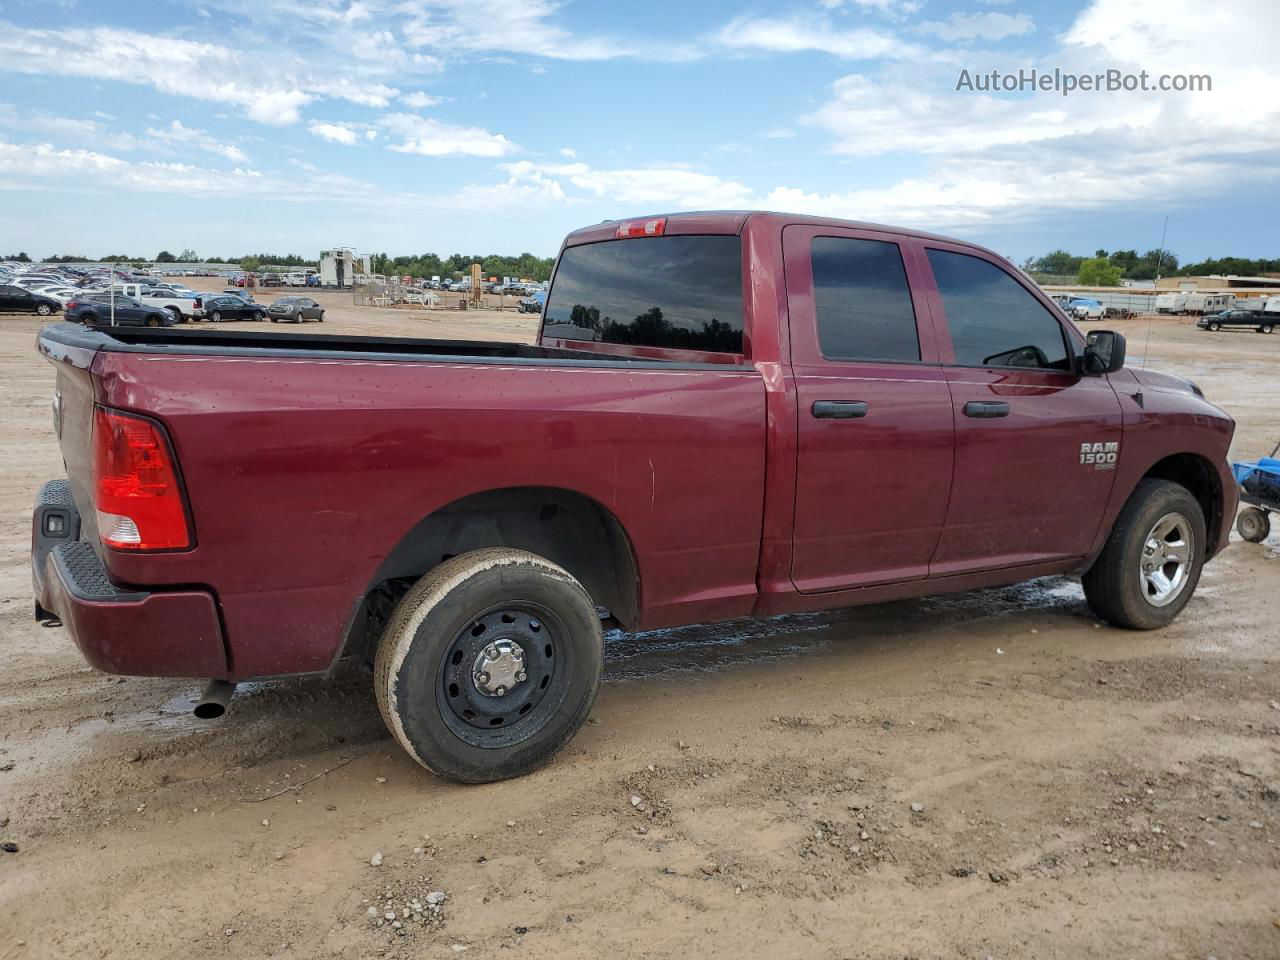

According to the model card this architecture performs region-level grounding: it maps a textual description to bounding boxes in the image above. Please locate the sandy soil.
[0,307,1277,960]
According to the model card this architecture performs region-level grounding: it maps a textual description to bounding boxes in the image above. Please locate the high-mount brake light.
[92,407,192,550]
[615,218,667,239]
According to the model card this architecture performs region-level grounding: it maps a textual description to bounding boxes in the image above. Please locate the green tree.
[1078,257,1123,286]
[239,256,262,272]
[3,252,31,262]
[1032,249,1085,276]
[156,250,176,263]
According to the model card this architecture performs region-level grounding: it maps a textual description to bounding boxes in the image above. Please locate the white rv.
[1182,292,1233,315]
[1155,292,1188,314]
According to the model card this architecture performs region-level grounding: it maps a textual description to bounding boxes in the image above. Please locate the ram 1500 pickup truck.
[32,211,1237,783]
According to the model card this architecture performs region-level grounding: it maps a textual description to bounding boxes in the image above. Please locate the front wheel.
[374,548,603,783]
[1259,323,1275,335]
[36,303,53,316]
[1208,321,1221,331]
[210,311,222,322]
[1237,507,1271,543]
[1082,479,1206,629]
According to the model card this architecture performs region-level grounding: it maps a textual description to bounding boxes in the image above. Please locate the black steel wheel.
[436,603,566,747]
[375,548,602,783]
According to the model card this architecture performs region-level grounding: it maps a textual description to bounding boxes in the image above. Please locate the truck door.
[784,225,955,592]
[919,243,1123,573]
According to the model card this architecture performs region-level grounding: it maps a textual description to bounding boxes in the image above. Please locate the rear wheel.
[1237,507,1271,543]
[1083,479,1206,629]
[374,548,603,783]
[35,302,53,316]
[1259,322,1275,334]
[1208,321,1221,331]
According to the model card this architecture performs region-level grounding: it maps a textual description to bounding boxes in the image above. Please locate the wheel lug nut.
[477,672,489,685]
[516,671,526,682]
[495,686,506,696]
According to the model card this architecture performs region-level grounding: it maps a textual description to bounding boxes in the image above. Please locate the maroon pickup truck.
[32,212,1237,782]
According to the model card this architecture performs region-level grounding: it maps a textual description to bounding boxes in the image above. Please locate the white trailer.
[1155,292,1187,314]
[319,249,357,289]
[1183,292,1233,315]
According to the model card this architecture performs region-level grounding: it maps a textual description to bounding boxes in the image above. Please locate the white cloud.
[380,113,517,157]
[0,20,400,125]
[308,121,361,145]
[716,15,925,60]
[500,160,754,209]
[916,12,1035,42]
[144,120,249,163]
[793,0,1280,230]
[401,91,443,108]
[558,147,577,158]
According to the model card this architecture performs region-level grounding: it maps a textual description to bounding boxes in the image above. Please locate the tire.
[210,311,222,322]
[254,311,265,322]
[317,312,324,322]
[1083,479,1206,629]
[35,302,52,316]
[1236,507,1271,543]
[374,548,603,784]
[1259,323,1275,335]
[147,316,161,327]
[270,317,278,323]
[165,306,182,324]
[1208,321,1221,331]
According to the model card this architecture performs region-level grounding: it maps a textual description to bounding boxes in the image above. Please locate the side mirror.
[1082,330,1126,375]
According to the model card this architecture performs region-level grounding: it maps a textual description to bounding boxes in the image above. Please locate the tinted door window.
[544,235,743,353]
[812,236,919,362]
[927,249,1070,370]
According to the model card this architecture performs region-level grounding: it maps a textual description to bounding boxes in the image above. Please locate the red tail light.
[615,217,666,238]
[92,407,192,550]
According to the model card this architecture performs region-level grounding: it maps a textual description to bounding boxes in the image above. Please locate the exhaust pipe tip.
[194,679,236,719]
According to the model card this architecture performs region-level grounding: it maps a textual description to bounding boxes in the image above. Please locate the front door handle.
[963,401,1010,419]
[812,400,869,420]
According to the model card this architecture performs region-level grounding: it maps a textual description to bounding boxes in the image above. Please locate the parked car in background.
[267,296,325,323]
[65,293,173,327]
[1067,297,1104,320]
[1198,309,1276,334]
[201,295,267,322]
[111,283,200,323]
[517,290,547,314]
[0,284,63,316]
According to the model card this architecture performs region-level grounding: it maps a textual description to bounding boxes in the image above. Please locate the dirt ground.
[0,303,1277,960]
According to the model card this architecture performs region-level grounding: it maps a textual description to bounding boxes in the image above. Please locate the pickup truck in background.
[111,283,202,323]
[32,211,1237,783]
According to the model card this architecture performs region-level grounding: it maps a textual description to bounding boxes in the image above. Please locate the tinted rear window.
[543,235,743,353]
[812,236,919,362]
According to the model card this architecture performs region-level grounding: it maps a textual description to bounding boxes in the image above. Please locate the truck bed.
[36,321,768,679]
[40,322,688,366]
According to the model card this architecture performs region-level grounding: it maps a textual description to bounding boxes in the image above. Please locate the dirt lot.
[0,305,1277,960]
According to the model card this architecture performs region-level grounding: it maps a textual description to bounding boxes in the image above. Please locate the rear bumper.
[32,480,228,678]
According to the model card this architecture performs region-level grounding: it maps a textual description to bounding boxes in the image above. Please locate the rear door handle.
[963,401,1010,419]
[812,400,869,420]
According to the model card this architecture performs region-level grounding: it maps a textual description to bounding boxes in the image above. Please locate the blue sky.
[0,0,1275,263]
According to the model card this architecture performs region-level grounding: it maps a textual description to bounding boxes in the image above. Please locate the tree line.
[17,250,555,280]
[1024,249,1280,286]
